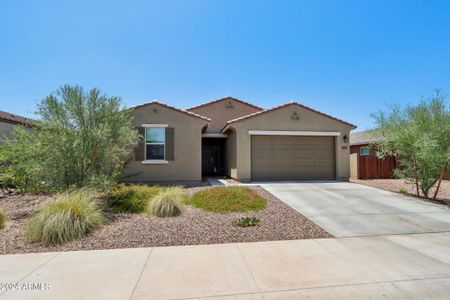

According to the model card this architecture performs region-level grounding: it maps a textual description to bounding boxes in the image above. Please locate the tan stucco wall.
[121,103,207,183]
[224,129,237,178]
[188,99,261,133]
[0,121,16,141]
[350,153,358,180]
[227,104,355,182]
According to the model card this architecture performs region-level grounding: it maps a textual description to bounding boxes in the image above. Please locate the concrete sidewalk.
[1,232,450,299]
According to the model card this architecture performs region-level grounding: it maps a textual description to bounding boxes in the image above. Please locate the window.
[360,146,370,156]
[145,128,165,160]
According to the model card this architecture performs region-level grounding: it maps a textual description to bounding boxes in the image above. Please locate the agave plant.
[233,216,260,228]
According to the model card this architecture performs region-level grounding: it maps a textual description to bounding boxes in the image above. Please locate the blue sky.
[1,0,449,131]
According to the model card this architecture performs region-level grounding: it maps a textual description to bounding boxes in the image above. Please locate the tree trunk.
[415,178,420,197]
[413,159,420,197]
[422,187,429,199]
[433,163,447,199]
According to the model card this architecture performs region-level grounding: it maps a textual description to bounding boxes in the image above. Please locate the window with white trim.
[359,146,370,156]
[145,128,165,160]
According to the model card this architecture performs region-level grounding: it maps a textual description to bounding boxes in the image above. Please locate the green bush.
[25,190,105,245]
[0,85,140,192]
[0,209,6,229]
[399,188,407,194]
[233,216,260,228]
[107,184,164,213]
[373,91,450,199]
[147,187,185,217]
[186,187,267,212]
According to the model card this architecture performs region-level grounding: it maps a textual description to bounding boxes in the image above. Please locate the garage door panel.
[251,135,335,181]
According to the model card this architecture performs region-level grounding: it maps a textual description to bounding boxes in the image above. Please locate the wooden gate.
[350,144,396,179]
[358,155,396,179]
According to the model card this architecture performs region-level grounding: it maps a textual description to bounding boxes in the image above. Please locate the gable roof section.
[130,101,211,122]
[0,110,34,126]
[222,101,356,131]
[350,129,383,146]
[186,96,264,111]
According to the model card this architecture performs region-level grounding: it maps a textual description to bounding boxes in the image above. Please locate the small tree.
[372,91,450,199]
[0,85,139,191]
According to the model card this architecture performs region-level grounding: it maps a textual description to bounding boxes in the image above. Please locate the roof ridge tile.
[0,110,34,125]
[186,96,263,111]
[129,100,211,122]
[222,101,356,130]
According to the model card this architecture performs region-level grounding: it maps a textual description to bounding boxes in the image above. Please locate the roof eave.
[129,101,211,122]
[186,96,264,111]
[222,102,357,129]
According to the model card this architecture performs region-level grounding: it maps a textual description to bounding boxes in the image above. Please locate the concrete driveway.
[261,182,450,237]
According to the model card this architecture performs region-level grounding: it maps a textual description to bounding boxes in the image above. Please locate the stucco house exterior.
[121,97,356,183]
[0,110,33,142]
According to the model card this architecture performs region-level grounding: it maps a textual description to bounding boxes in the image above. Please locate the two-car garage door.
[251,135,336,181]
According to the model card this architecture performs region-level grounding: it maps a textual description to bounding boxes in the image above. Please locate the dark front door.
[202,138,225,176]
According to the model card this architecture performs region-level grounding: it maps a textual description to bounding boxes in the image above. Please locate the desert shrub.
[25,190,105,245]
[186,187,267,212]
[0,85,139,192]
[147,187,185,217]
[233,216,260,228]
[107,184,164,213]
[0,209,6,229]
[373,91,450,199]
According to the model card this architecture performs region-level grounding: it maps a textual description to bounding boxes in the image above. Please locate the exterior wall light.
[343,134,348,143]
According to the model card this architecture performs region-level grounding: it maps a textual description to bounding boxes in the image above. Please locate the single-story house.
[0,110,34,142]
[121,97,356,183]
[350,129,397,179]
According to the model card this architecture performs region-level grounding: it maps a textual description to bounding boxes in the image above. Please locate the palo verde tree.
[0,85,139,191]
[372,91,450,199]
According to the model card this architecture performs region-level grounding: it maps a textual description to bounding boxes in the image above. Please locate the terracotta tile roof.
[186,96,264,111]
[222,101,357,130]
[129,100,211,122]
[0,110,34,126]
[350,129,384,146]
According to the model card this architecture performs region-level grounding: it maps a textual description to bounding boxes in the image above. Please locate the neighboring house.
[350,129,397,179]
[121,97,356,183]
[0,110,34,141]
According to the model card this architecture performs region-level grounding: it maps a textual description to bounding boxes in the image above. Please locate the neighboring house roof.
[350,129,384,146]
[129,100,211,122]
[222,101,357,131]
[186,96,264,111]
[0,110,34,126]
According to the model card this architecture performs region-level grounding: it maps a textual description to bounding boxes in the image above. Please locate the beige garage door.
[251,135,336,181]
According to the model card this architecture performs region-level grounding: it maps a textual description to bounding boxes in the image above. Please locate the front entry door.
[202,138,225,176]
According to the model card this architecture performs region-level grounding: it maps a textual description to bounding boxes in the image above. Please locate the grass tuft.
[107,184,164,213]
[25,190,105,245]
[147,187,185,217]
[186,187,267,212]
[0,209,6,229]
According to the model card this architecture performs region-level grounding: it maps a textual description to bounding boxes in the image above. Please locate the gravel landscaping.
[351,178,450,203]
[0,186,332,254]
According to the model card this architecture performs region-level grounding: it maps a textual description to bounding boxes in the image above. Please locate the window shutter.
[135,127,145,161]
[165,127,175,161]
